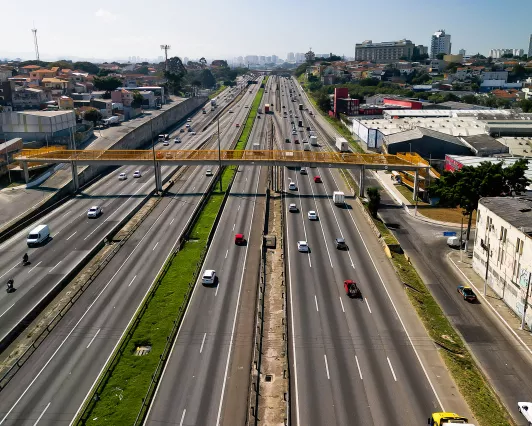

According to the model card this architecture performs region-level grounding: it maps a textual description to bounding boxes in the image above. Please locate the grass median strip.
[77,81,266,425]
[373,220,511,426]
[209,85,226,99]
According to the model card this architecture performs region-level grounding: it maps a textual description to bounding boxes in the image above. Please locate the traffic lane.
[379,202,532,420]
[288,173,375,425]
[145,165,262,425]
[308,172,427,423]
[0,172,212,425]
[315,166,440,418]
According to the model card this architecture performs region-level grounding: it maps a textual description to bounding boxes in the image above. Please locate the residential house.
[12,87,48,110]
[90,98,112,117]
[0,81,15,111]
[29,69,58,83]
[42,78,70,97]
[481,70,508,82]
[138,90,156,108]
[111,89,133,107]
[58,96,74,110]
[19,65,41,75]
[491,89,520,102]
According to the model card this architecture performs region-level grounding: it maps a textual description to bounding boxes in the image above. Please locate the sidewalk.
[373,169,463,229]
[447,250,532,355]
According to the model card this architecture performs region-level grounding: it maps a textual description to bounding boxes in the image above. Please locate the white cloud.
[95,8,117,22]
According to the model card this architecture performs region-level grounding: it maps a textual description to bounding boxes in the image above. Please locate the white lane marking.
[225,249,229,259]
[200,333,207,354]
[48,261,62,273]
[33,402,51,425]
[0,264,18,280]
[314,295,319,312]
[5,183,194,426]
[449,255,532,356]
[66,231,77,241]
[334,168,445,409]
[86,329,101,349]
[62,210,71,218]
[339,297,345,313]
[365,298,372,314]
[237,205,240,211]
[152,241,159,251]
[83,223,104,241]
[355,355,363,380]
[28,261,42,274]
[128,275,137,287]
[179,409,186,426]
[216,164,261,426]
[192,186,196,191]
[232,223,235,231]
[387,357,398,382]
[0,304,15,319]
[215,282,220,297]
[324,354,330,380]
[170,218,175,225]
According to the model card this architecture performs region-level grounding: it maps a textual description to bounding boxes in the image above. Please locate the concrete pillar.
[71,161,79,192]
[413,169,419,201]
[359,165,365,198]
[155,162,163,192]
[22,161,29,183]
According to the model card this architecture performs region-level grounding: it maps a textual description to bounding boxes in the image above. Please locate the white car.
[191,131,197,135]
[292,130,297,135]
[300,167,307,175]
[206,169,213,176]
[163,141,169,146]
[87,206,103,218]
[202,269,216,285]
[118,172,127,180]
[133,170,142,178]
[174,137,181,143]
[308,211,318,220]
[229,110,234,113]
[187,118,192,122]
[186,123,190,128]
[288,182,297,191]
[297,241,309,252]
[288,203,298,212]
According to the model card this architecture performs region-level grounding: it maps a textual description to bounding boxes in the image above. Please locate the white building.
[271,55,278,64]
[287,52,295,62]
[528,35,532,58]
[473,197,532,329]
[489,48,524,59]
[459,48,466,56]
[430,29,451,58]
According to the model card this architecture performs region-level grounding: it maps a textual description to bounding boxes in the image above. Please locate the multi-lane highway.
[144,75,274,425]
[0,82,249,349]
[279,76,470,425]
[0,80,262,425]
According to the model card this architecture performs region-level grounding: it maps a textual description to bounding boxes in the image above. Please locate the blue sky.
[1,0,531,61]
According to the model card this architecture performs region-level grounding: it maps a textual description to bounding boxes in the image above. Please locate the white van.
[27,224,50,247]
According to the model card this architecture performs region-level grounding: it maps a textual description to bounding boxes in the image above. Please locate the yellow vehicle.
[428,412,475,425]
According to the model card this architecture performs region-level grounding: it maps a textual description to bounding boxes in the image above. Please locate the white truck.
[309,130,316,137]
[336,137,349,152]
[102,116,120,127]
[211,98,217,107]
[303,142,311,151]
[333,191,345,205]
[310,135,318,146]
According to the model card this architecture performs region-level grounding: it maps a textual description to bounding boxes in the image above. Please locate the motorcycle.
[6,279,14,293]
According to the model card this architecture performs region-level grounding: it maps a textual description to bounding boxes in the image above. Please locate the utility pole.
[160,45,171,72]
[150,120,158,194]
[460,216,464,262]
[484,232,490,297]
[521,272,532,330]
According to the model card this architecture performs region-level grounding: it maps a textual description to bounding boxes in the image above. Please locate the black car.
[335,238,347,250]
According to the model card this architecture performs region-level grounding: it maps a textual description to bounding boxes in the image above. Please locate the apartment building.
[431,29,451,58]
[355,39,415,63]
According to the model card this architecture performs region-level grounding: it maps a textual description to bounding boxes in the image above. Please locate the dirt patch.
[417,206,476,227]
[257,195,288,425]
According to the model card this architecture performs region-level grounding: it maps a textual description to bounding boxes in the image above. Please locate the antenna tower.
[32,23,40,61]
[160,45,171,71]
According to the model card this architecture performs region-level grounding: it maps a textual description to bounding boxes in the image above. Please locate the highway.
[0,83,245,350]
[0,80,261,425]
[144,75,273,425]
[280,77,466,425]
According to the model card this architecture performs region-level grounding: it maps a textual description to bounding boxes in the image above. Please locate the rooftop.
[386,127,464,146]
[480,197,532,235]
[460,134,509,155]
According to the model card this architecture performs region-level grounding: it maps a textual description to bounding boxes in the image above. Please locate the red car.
[235,123,240,127]
[294,139,299,144]
[235,233,245,245]
[314,176,322,183]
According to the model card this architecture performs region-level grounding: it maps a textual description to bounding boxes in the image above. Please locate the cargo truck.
[211,98,217,107]
[333,191,345,205]
[336,137,349,152]
[303,142,311,151]
[102,116,120,127]
[309,130,316,137]
[264,104,270,114]
[310,135,318,146]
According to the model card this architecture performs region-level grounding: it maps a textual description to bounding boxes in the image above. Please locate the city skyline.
[1,0,532,62]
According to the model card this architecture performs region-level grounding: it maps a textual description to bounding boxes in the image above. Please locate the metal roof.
[446,155,532,185]
[480,197,532,235]
[387,127,464,146]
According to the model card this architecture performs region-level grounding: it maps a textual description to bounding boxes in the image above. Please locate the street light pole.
[218,118,222,192]
[150,120,157,194]
[484,233,490,297]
